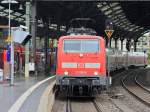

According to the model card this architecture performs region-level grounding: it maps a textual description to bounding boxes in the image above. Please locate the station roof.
[0,1,150,41]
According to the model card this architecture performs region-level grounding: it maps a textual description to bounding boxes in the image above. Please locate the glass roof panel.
[14,12,22,16]
[113,19,120,23]
[126,22,132,26]
[130,24,136,27]
[38,24,44,28]
[0,12,7,16]
[102,2,107,5]
[51,24,57,27]
[0,5,4,10]
[119,15,126,19]
[135,26,140,29]
[124,27,129,30]
[97,3,103,8]
[113,6,121,11]
[110,3,119,7]
[117,14,124,17]
[122,21,128,25]
[4,9,13,13]
[135,29,139,32]
[22,14,26,18]
[17,18,24,22]
[104,10,112,15]
[115,10,122,14]
[139,27,144,30]
[101,5,110,12]
[129,28,134,31]
[121,25,126,28]
[121,18,127,22]
[10,15,16,19]
[108,15,113,18]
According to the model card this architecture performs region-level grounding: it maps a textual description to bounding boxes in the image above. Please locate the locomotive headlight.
[94,71,98,75]
[64,71,68,75]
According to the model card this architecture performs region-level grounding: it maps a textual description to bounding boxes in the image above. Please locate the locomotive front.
[56,34,108,96]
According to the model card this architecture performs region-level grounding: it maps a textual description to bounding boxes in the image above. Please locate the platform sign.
[12,29,31,45]
[5,36,11,42]
[105,30,114,39]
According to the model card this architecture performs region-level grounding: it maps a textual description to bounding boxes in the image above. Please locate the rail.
[121,70,150,107]
[92,100,103,112]
[66,98,72,112]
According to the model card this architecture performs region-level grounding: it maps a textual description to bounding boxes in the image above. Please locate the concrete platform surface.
[0,74,47,112]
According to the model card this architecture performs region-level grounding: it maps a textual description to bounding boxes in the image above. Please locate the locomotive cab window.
[63,39,99,53]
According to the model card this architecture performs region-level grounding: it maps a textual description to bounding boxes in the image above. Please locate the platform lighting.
[1,0,18,3]
[19,4,23,10]
[1,0,18,86]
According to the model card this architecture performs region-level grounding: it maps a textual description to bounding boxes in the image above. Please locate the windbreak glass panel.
[63,40,99,53]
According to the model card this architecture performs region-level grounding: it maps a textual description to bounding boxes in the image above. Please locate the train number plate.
[77,63,85,68]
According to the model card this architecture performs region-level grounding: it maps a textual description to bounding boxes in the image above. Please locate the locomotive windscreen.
[63,39,99,53]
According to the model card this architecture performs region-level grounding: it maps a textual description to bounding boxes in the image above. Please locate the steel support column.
[121,39,124,51]
[134,41,137,52]
[109,38,112,48]
[44,23,49,75]
[115,38,118,49]
[126,40,131,51]
[31,1,37,71]
[25,1,30,78]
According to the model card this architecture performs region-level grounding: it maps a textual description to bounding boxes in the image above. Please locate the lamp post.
[1,0,18,85]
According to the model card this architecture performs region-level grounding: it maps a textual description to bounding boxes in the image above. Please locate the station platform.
[0,73,48,112]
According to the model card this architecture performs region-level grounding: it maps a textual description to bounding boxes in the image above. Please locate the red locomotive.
[56,23,110,96]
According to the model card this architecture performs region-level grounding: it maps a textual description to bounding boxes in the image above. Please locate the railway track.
[53,69,130,112]
[65,98,102,112]
[121,69,150,107]
[92,100,103,112]
[66,98,72,112]
[135,73,150,93]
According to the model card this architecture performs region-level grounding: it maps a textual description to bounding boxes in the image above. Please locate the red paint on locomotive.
[56,35,106,77]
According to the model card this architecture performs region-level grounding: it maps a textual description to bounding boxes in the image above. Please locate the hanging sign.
[105,30,114,39]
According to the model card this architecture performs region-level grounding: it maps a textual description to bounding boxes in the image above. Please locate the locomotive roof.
[67,27,97,35]
[59,35,104,41]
